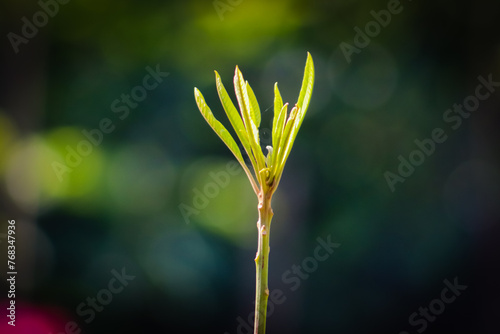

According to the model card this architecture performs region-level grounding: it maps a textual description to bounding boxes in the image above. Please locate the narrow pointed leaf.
[234,66,265,171]
[279,105,298,151]
[272,105,298,176]
[215,71,258,170]
[295,52,315,131]
[234,67,259,141]
[276,53,315,175]
[272,83,283,149]
[194,87,259,194]
[246,81,261,128]
[194,88,244,162]
[271,102,288,167]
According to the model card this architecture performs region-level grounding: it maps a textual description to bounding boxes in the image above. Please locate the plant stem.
[254,192,273,334]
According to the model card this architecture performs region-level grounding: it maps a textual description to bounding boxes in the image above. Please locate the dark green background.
[0,0,499,333]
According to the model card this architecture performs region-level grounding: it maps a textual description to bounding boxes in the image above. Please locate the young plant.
[194,52,314,334]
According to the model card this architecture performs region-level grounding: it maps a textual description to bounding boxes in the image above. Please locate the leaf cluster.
[194,52,314,196]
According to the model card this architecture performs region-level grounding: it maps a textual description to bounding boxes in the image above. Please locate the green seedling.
[194,52,314,334]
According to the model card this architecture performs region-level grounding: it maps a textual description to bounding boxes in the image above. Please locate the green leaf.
[271,102,288,168]
[295,52,315,131]
[234,66,265,170]
[276,53,315,174]
[234,67,258,140]
[272,83,283,150]
[194,87,259,194]
[215,71,257,169]
[273,104,298,174]
[246,81,261,128]
[194,88,244,162]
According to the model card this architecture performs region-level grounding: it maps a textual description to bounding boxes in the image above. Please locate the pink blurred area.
[0,300,71,334]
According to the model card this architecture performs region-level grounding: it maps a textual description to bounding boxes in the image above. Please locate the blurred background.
[0,0,499,333]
